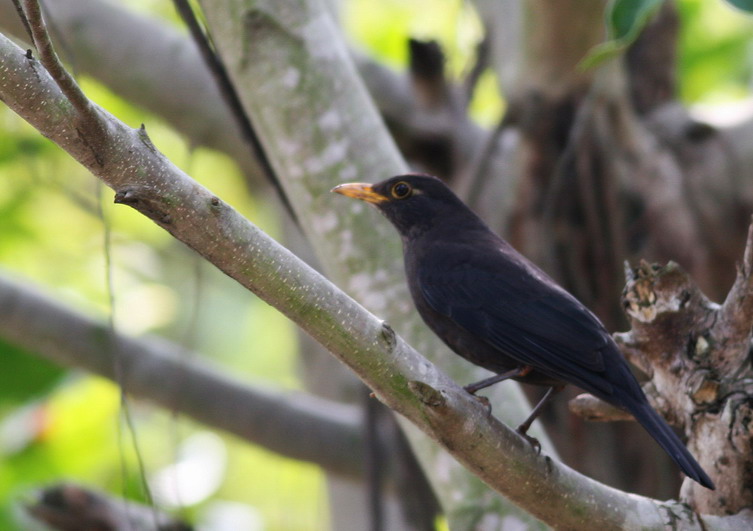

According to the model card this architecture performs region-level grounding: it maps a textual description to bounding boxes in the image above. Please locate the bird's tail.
[630,402,715,490]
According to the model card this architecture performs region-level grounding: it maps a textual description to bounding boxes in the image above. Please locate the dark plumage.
[333,173,714,490]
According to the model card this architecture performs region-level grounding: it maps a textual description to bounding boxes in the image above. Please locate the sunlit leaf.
[580,0,664,69]
[725,0,753,13]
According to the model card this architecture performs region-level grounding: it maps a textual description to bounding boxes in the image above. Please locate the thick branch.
[605,255,753,514]
[3,29,741,529]
[0,274,364,477]
[3,7,549,521]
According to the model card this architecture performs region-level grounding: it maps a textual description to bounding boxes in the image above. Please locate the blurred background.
[1,0,753,529]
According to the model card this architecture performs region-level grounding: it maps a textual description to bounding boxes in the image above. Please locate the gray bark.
[3,22,738,529]
[0,25,544,530]
[197,1,548,527]
[0,272,366,475]
[2,0,753,527]
[0,0,260,178]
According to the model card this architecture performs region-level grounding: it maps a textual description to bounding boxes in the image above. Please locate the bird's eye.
[391,182,412,199]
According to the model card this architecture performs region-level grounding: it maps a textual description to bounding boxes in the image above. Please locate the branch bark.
[0,0,492,195]
[0,27,541,531]
[2,0,752,527]
[570,230,753,514]
[0,273,365,477]
[616,250,753,514]
[0,0,263,183]
[24,483,190,531]
[4,24,746,529]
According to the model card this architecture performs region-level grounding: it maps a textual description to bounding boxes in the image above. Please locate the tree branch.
[2,0,751,524]
[0,28,725,529]
[569,393,639,422]
[24,483,190,531]
[0,0,260,178]
[718,220,753,359]
[0,0,512,221]
[0,273,365,477]
[0,28,539,530]
[20,0,92,119]
[610,252,753,514]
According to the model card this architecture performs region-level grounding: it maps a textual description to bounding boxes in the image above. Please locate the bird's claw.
[470,394,492,416]
[516,428,542,455]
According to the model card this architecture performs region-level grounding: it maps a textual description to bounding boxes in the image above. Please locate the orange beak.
[331,183,388,204]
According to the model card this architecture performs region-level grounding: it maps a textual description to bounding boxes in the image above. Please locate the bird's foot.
[465,391,492,416]
[516,427,541,455]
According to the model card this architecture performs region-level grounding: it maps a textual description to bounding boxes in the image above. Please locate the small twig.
[171,0,299,227]
[21,0,96,121]
[96,180,159,523]
[10,0,34,44]
[570,381,674,425]
[364,390,385,531]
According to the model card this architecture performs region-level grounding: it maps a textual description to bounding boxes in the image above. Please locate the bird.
[332,173,715,490]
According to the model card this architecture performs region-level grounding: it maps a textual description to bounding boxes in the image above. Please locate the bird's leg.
[464,366,533,416]
[515,385,564,454]
[463,366,532,395]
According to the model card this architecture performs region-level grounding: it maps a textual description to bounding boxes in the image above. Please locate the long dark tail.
[630,401,715,490]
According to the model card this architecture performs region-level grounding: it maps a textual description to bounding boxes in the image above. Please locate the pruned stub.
[622,260,753,514]
[622,261,708,370]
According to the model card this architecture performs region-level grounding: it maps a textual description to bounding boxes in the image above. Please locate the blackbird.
[333,173,714,490]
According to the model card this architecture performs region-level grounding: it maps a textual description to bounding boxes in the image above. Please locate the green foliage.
[726,0,753,13]
[0,72,322,530]
[581,0,664,69]
[0,378,121,529]
[0,341,63,407]
[1,0,753,529]
[678,0,753,103]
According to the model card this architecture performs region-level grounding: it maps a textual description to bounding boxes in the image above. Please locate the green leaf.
[725,0,753,13]
[0,339,65,406]
[580,0,664,70]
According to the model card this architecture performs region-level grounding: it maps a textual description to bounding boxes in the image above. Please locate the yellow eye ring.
[391,181,412,199]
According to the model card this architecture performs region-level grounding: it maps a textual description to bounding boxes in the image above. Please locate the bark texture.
[196,1,550,527]
[616,243,753,514]
[6,20,750,529]
[2,0,753,526]
[0,274,365,477]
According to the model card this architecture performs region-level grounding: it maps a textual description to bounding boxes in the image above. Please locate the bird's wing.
[418,245,613,394]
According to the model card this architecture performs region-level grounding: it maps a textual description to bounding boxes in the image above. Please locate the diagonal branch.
[0,0,259,178]
[0,274,364,477]
[0,0,501,210]
[20,0,95,122]
[2,25,750,529]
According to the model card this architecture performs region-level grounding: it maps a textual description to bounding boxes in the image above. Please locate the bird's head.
[332,174,473,239]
